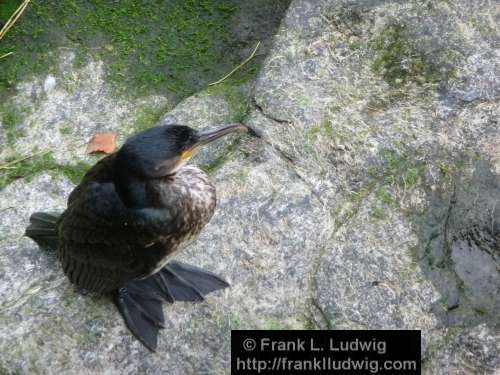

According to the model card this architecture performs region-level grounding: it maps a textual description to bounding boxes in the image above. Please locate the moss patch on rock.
[199,137,243,174]
[0,101,29,143]
[0,0,19,23]
[0,0,252,101]
[0,152,92,189]
[132,103,172,134]
[372,23,442,86]
[370,148,425,189]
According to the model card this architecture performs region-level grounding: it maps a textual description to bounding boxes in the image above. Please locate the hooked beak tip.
[245,125,262,138]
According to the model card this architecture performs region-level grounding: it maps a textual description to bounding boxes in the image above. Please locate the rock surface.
[1,1,499,374]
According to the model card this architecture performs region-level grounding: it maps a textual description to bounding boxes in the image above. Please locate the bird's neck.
[113,169,149,209]
[113,168,180,209]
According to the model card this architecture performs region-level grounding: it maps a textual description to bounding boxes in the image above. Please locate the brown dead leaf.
[86,132,117,154]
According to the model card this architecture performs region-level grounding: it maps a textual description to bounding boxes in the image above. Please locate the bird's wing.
[59,181,180,285]
[67,153,117,205]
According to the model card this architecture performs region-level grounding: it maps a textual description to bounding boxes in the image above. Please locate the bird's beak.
[197,124,251,146]
[181,124,259,160]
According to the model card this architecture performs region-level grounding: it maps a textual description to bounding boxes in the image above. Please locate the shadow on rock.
[413,157,500,328]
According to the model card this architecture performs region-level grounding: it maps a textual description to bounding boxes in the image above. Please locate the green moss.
[375,187,394,206]
[372,23,441,86]
[218,85,249,123]
[132,104,171,134]
[77,330,99,347]
[404,167,420,186]
[0,0,20,23]
[205,70,257,123]
[301,315,319,330]
[306,119,335,141]
[199,137,242,174]
[0,153,54,188]
[329,103,342,113]
[58,160,92,184]
[59,125,72,135]
[349,187,372,203]
[0,0,252,101]
[0,152,91,188]
[473,308,487,316]
[0,102,27,143]
[369,206,386,221]
[437,160,468,187]
[371,149,424,188]
[230,316,242,329]
[263,319,294,330]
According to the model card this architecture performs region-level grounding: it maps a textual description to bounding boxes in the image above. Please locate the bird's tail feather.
[25,212,60,250]
[152,261,230,303]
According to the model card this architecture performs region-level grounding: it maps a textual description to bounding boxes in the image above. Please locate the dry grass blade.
[0,150,50,170]
[208,41,261,86]
[0,0,31,41]
[0,51,14,60]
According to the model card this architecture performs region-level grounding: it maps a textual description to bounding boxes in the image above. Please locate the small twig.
[0,0,31,41]
[0,51,14,61]
[208,41,261,86]
[0,150,50,170]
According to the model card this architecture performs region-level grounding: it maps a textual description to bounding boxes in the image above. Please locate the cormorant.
[25,123,260,351]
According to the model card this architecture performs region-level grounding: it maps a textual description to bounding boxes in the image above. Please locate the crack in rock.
[252,97,292,124]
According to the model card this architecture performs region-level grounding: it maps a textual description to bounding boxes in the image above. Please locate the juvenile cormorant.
[25,123,259,351]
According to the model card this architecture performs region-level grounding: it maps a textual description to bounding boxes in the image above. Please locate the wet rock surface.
[1,0,499,374]
[416,160,500,325]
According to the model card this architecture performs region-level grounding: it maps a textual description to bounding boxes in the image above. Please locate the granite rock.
[0,0,499,374]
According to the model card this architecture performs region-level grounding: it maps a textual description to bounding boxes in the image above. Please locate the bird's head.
[113,123,259,207]
[115,123,259,179]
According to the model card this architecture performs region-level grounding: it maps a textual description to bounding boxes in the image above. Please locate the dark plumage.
[25,123,259,351]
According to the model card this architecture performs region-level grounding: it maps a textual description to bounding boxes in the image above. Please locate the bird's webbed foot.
[114,282,165,352]
[151,261,230,303]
